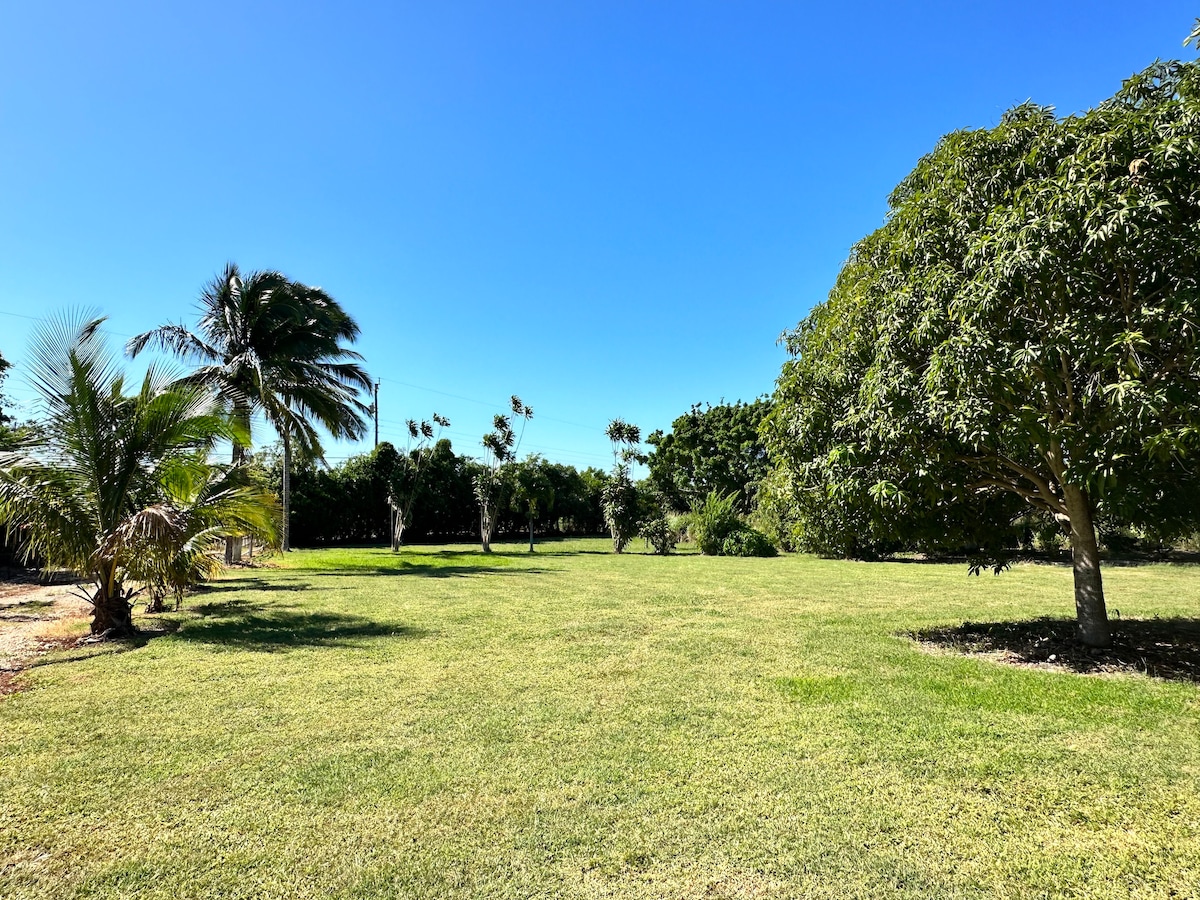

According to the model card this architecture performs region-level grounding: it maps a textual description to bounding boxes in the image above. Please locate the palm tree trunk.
[225,441,245,564]
[529,514,534,552]
[282,429,292,553]
[90,567,135,636]
[1062,485,1110,648]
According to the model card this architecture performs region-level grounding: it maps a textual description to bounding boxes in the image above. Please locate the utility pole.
[373,380,380,448]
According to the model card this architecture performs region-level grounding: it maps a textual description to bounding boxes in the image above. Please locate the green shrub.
[639,516,677,555]
[1034,520,1065,552]
[721,526,778,558]
[667,511,693,544]
[691,491,742,556]
[602,473,640,553]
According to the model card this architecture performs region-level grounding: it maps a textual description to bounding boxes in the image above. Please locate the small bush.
[1034,520,1064,552]
[721,526,778,558]
[691,491,742,556]
[639,516,677,555]
[1101,529,1141,555]
[667,511,693,544]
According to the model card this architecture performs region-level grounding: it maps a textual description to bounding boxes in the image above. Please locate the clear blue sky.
[1,1,1195,470]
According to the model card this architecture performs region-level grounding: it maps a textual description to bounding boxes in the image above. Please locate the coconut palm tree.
[0,315,279,636]
[128,264,372,553]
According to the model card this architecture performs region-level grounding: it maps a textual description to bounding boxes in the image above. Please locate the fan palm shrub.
[0,315,279,636]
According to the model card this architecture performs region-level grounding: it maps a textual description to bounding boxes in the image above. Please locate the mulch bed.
[910,616,1200,683]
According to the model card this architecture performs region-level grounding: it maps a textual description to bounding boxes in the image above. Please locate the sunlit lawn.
[2,538,1198,898]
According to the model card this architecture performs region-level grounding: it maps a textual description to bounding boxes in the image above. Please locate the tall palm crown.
[128,263,373,550]
[128,263,372,456]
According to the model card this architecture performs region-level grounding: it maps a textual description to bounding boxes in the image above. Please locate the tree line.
[266,397,780,555]
[261,440,609,546]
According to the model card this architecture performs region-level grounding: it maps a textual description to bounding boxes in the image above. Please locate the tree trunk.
[91,570,135,636]
[225,440,246,564]
[529,515,534,553]
[1062,485,1111,648]
[282,429,292,553]
[480,505,492,553]
[145,591,165,614]
[391,506,404,551]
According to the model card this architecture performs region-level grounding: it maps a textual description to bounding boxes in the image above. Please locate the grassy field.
[2,539,1199,899]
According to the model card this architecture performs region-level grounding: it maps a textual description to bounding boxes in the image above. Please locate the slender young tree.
[474,396,532,553]
[602,418,642,553]
[387,413,450,550]
[128,264,372,554]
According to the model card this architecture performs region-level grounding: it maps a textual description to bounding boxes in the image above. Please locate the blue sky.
[1,1,1195,470]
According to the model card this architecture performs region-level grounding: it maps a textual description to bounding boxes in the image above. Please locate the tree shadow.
[175,599,425,652]
[0,598,57,620]
[8,621,183,686]
[193,578,312,594]
[876,551,1200,569]
[299,563,552,578]
[910,616,1200,683]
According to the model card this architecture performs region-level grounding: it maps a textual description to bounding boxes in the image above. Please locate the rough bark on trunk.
[528,516,534,553]
[480,505,492,553]
[225,440,246,564]
[282,430,292,553]
[91,572,135,636]
[1062,485,1111,648]
[391,506,405,552]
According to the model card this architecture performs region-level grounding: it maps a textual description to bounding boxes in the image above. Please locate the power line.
[372,425,611,464]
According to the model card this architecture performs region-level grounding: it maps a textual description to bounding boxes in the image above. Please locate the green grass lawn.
[2,539,1199,899]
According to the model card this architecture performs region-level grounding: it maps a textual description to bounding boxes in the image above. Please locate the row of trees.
[269,440,609,547]
[271,402,782,558]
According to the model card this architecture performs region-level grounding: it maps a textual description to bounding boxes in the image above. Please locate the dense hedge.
[260,440,608,546]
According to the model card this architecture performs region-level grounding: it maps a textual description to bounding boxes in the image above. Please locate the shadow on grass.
[910,616,1200,683]
[10,620,183,684]
[874,551,1200,569]
[176,599,424,651]
[296,563,551,578]
[194,578,312,594]
[0,598,58,620]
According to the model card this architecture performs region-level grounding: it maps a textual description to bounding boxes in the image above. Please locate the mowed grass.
[2,540,1199,899]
